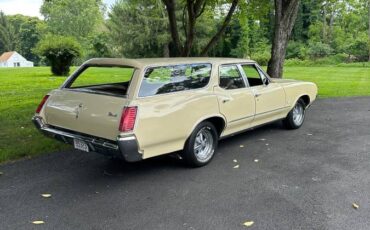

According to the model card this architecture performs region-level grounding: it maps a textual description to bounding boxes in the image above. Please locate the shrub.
[34,34,81,76]
[307,42,333,59]
[251,51,271,66]
[286,41,307,59]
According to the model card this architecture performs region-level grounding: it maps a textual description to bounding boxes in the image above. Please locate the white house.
[0,51,34,67]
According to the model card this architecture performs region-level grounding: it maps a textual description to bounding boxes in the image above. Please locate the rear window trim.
[137,62,213,98]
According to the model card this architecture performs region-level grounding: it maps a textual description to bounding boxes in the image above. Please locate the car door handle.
[254,93,261,97]
[222,99,230,103]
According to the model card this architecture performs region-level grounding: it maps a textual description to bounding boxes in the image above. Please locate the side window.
[242,64,265,87]
[139,63,211,97]
[219,65,245,90]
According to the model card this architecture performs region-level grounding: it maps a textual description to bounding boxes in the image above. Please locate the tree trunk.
[322,3,327,43]
[182,0,199,56]
[267,0,300,79]
[162,0,182,56]
[200,0,239,56]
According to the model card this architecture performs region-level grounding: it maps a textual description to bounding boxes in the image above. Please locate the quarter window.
[242,64,265,87]
[219,65,245,90]
[139,64,211,97]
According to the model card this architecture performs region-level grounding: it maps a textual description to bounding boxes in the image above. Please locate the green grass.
[283,66,370,97]
[0,66,369,163]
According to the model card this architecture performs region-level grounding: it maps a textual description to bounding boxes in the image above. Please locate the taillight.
[35,95,49,114]
[119,106,137,132]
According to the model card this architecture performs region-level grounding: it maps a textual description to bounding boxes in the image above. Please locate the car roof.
[84,57,256,68]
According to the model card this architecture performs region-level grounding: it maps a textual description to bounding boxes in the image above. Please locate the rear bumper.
[32,116,142,162]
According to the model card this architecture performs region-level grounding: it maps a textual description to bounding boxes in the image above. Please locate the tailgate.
[43,89,128,140]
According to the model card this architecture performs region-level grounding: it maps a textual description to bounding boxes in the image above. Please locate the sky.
[0,0,116,18]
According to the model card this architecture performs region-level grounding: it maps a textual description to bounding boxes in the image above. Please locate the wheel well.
[299,95,310,107]
[204,117,225,137]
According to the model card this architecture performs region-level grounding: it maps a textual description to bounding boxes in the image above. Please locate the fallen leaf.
[243,221,254,227]
[233,165,239,169]
[32,221,45,225]
[265,143,269,146]
[254,159,259,162]
[41,194,51,198]
[233,159,238,163]
[352,203,359,209]
[21,126,24,129]
[0,172,3,176]
[307,133,313,136]
[240,145,244,148]
[259,138,266,141]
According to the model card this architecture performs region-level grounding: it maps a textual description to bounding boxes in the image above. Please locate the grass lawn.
[0,66,369,163]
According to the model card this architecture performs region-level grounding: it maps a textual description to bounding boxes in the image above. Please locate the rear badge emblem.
[108,112,118,117]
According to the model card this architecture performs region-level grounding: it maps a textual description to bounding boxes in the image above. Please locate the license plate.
[73,139,89,152]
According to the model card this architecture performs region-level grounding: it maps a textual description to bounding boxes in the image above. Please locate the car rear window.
[138,63,211,97]
[66,66,135,96]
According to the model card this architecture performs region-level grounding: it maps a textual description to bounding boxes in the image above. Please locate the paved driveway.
[1,97,370,230]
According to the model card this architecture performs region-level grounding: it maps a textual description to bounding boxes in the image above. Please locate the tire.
[283,98,306,129]
[182,121,218,167]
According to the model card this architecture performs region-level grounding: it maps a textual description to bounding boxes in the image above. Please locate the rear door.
[215,64,255,136]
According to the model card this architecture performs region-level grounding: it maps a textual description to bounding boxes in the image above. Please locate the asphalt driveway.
[1,97,370,230]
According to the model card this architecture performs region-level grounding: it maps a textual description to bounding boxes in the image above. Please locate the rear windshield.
[66,66,135,96]
[139,63,211,97]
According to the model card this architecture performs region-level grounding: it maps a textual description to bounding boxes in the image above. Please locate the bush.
[345,38,369,61]
[286,41,307,59]
[307,42,333,59]
[34,34,81,76]
[284,54,368,67]
[251,51,270,66]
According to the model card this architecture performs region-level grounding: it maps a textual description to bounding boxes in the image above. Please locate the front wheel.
[283,99,306,129]
[182,121,218,167]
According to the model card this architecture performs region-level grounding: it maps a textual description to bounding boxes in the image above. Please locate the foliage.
[40,0,104,41]
[34,35,81,76]
[108,0,169,58]
[0,11,15,53]
[307,41,333,59]
[86,32,114,58]
[7,14,44,64]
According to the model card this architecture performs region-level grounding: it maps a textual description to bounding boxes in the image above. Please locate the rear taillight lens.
[35,95,49,114]
[119,106,137,132]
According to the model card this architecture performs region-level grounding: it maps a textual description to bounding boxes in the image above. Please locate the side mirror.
[263,77,269,86]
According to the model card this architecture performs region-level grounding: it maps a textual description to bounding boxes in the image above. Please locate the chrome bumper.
[32,116,142,162]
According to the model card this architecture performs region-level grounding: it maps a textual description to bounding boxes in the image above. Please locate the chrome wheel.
[292,103,304,126]
[194,127,214,163]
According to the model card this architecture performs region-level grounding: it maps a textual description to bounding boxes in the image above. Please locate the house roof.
[0,51,15,62]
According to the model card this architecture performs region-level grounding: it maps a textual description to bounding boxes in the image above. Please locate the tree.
[368,0,370,61]
[35,34,81,76]
[108,0,170,58]
[267,0,300,78]
[40,0,104,41]
[0,11,15,53]
[7,14,44,64]
[162,0,240,56]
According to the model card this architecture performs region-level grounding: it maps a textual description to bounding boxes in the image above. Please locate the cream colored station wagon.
[33,58,317,167]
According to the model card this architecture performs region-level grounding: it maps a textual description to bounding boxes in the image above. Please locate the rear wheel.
[283,99,306,129]
[182,121,218,167]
